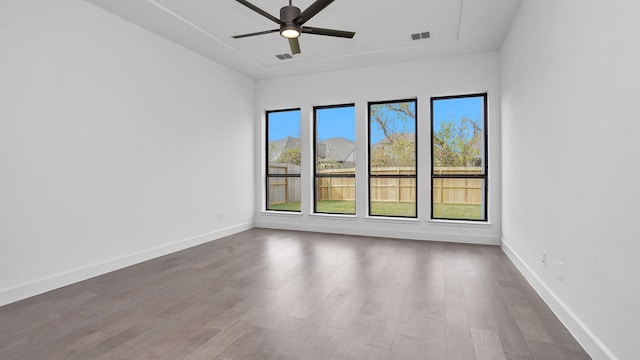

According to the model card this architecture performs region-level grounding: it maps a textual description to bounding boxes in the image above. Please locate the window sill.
[427,219,493,228]
[364,216,420,224]
[308,213,358,220]
[261,210,303,217]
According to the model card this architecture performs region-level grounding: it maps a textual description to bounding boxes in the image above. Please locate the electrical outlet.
[541,251,547,266]
[218,212,224,221]
[556,261,564,281]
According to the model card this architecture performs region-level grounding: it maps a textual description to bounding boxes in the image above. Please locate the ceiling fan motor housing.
[280,5,302,36]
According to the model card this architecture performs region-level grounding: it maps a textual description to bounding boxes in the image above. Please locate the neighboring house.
[317,137,355,169]
[269,136,356,169]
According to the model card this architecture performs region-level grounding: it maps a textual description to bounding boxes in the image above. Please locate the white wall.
[0,0,255,305]
[500,1,640,359]
[255,52,502,244]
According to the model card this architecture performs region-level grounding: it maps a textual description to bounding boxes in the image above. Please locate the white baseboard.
[255,220,500,245]
[500,240,618,360]
[0,222,254,307]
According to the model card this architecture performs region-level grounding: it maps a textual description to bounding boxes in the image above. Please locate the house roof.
[269,136,355,163]
[317,137,355,163]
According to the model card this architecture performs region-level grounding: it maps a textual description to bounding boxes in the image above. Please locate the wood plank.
[444,289,475,360]
[420,317,447,360]
[300,326,345,360]
[389,334,421,360]
[471,328,507,360]
[333,313,379,359]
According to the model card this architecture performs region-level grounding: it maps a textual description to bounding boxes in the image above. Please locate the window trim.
[430,93,488,222]
[313,103,356,215]
[265,108,301,213]
[367,98,418,218]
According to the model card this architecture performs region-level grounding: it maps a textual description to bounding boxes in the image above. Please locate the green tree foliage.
[318,158,341,169]
[371,133,415,167]
[276,147,301,165]
[433,117,481,167]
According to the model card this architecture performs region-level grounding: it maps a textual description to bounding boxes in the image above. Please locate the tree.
[318,158,341,169]
[370,102,416,168]
[276,147,301,165]
[371,103,415,146]
[371,133,415,168]
[433,117,481,167]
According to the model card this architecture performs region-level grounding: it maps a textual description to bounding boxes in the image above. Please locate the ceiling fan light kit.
[280,27,300,39]
[280,5,301,38]
[233,0,355,55]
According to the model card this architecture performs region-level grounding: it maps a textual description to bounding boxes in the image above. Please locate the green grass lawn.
[269,201,414,216]
[433,203,482,220]
[269,201,482,220]
[268,200,356,213]
[370,201,416,217]
[315,200,355,214]
[268,202,301,212]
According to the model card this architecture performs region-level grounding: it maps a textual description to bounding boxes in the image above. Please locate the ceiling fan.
[232,0,355,55]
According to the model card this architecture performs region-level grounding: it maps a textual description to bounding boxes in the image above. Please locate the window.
[368,99,417,217]
[314,104,356,214]
[431,94,487,221]
[266,109,301,212]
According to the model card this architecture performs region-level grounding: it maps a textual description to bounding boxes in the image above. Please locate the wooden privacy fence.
[369,167,415,203]
[268,164,301,205]
[269,166,482,205]
[316,168,356,201]
[433,167,483,205]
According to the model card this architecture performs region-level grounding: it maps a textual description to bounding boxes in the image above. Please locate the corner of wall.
[500,239,619,360]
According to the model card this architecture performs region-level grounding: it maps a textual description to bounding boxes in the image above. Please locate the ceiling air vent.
[276,53,294,60]
[411,31,431,40]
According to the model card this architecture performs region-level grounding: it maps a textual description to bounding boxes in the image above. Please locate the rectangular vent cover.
[276,53,294,60]
[411,31,431,40]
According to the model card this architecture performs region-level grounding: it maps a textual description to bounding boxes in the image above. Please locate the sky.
[267,109,301,141]
[432,96,484,133]
[316,106,355,141]
[267,107,356,142]
[267,96,483,143]
[369,102,416,144]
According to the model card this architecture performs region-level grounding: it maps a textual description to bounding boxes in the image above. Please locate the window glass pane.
[316,106,355,170]
[432,178,485,220]
[267,177,301,211]
[431,94,487,221]
[370,177,416,217]
[370,101,416,175]
[315,177,355,214]
[315,105,355,214]
[267,109,300,212]
[432,96,485,175]
[268,109,301,174]
[369,100,417,218]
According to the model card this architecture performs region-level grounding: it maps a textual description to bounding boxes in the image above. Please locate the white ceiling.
[86,0,523,79]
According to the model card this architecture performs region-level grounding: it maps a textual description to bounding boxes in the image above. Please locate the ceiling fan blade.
[302,26,355,38]
[232,29,280,39]
[289,38,301,55]
[236,0,280,24]
[296,0,334,25]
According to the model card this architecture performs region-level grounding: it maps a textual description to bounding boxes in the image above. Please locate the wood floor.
[0,228,591,360]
